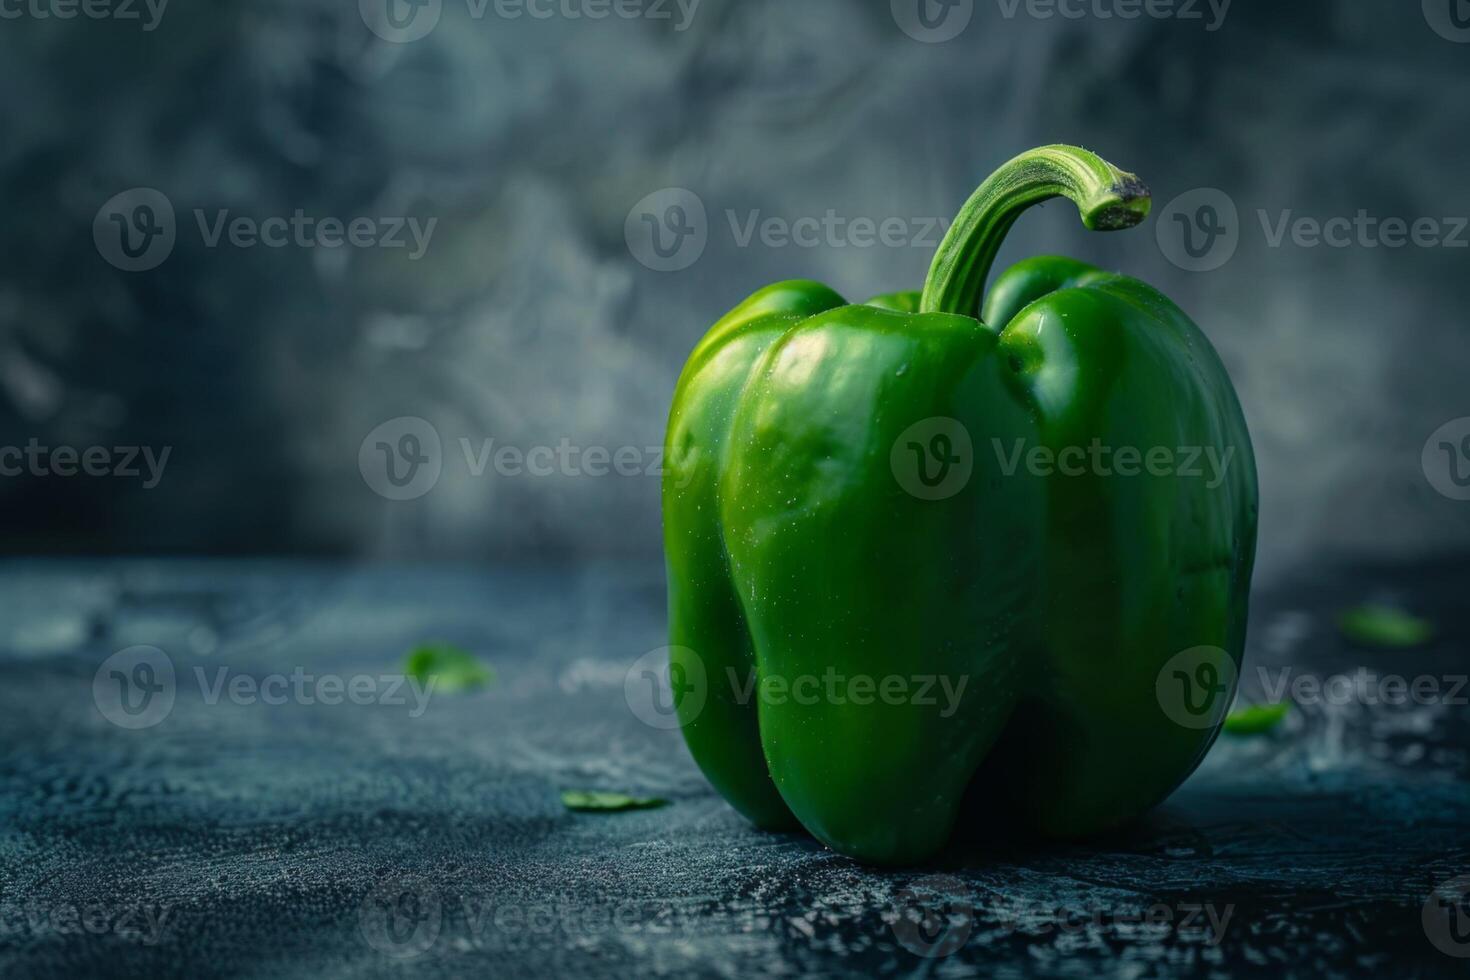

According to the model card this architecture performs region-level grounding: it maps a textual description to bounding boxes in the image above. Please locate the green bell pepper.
[661,145,1258,865]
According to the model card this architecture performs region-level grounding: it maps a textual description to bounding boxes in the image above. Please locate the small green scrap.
[560,791,668,813]
[1336,605,1434,649]
[403,643,495,692]
[1223,701,1290,734]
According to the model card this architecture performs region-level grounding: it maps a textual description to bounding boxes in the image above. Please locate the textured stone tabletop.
[1,559,1467,978]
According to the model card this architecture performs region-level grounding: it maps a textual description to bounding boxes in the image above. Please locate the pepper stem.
[919,145,1151,317]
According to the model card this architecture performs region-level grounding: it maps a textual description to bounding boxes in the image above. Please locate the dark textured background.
[0,0,1467,582]
[1,559,1469,978]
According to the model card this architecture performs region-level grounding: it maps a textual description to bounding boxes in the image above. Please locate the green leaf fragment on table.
[1223,701,1290,734]
[1336,605,1434,648]
[560,791,668,813]
[403,643,495,692]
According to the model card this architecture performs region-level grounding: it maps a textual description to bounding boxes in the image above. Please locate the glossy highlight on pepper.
[662,145,1258,865]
